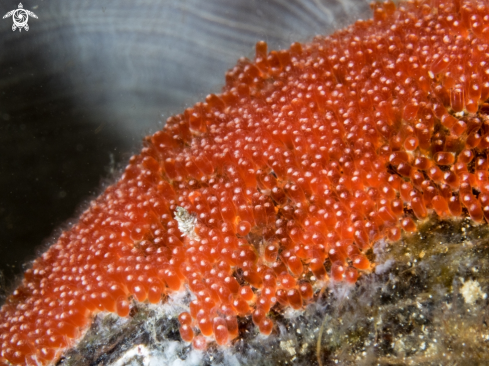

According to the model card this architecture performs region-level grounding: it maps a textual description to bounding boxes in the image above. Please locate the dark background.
[0,0,370,297]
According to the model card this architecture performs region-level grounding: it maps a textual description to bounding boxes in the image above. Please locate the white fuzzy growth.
[148,341,203,366]
[280,340,297,356]
[328,280,353,301]
[110,343,205,366]
[375,259,394,275]
[174,206,199,240]
[282,308,304,320]
[373,238,388,257]
[112,345,151,366]
[460,279,485,305]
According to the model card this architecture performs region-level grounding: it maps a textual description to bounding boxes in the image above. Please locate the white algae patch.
[460,279,485,305]
[280,340,296,356]
[375,259,394,275]
[174,206,199,241]
[112,345,150,366]
[148,341,203,366]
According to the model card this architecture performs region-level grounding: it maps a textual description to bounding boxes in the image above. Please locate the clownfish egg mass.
[1,0,489,364]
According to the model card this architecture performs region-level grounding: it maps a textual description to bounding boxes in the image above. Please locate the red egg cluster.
[1,0,489,364]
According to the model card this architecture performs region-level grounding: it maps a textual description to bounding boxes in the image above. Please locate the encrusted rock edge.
[58,217,489,366]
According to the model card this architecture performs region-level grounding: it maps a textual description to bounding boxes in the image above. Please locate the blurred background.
[0,0,370,298]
